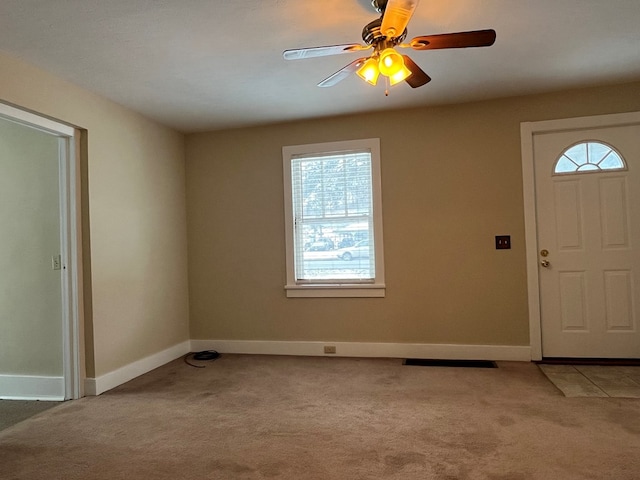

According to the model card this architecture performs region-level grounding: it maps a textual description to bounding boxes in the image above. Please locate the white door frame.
[0,102,84,399]
[521,110,640,360]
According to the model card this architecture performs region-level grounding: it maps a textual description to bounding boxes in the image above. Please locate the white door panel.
[534,124,640,358]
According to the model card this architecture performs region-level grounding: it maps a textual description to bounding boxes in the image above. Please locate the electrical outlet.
[52,254,62,270]
[495,235,511,250]
[324,345,336,354]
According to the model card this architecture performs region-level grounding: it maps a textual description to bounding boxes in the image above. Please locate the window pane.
[588,142,611,164]
[555,155,578,173]
[598,151,625,170]
[291,152,375,282]
[577,163,599,171]
[554,141,626,174]
[299,220,374,281]
[564,143,587,164]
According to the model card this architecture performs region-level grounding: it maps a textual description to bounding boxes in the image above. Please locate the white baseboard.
[84,340,190,396]
[190,339,532,362]
[81,339,530,397]
[0,374,65,401]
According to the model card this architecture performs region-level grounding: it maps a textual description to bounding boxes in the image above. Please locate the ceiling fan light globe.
[378,48,405,77]
[356,58,380,85]
[388,64,412,85]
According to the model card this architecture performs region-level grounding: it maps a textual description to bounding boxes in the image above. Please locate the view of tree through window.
[291,151,375,282]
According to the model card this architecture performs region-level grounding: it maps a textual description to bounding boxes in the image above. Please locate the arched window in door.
[554,141,626,174]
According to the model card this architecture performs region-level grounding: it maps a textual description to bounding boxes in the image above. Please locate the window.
[554,141,626,174]
[283,138,385,297]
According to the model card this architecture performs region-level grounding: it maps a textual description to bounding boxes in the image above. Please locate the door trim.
[0,102,84,399]
[521,111,640,360]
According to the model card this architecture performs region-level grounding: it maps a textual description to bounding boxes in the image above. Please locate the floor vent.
[403,359,497,368]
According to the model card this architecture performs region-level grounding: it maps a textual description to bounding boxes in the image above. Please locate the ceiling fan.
[283,0,496,92]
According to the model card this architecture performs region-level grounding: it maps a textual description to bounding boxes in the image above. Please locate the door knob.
[540,259,550,268]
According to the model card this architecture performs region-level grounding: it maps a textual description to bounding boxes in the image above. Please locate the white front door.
[533,122,640,358]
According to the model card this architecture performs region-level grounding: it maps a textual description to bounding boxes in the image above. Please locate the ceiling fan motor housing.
[362,18,407,46]
[371,0,388,13]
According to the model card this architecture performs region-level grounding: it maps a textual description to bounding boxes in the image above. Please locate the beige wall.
[0,51,190,377]
[3,42,639,379]
[0,118,62,376]
[185,81,640,347]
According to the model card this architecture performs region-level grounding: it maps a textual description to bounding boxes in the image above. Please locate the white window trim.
[283,138,385,298]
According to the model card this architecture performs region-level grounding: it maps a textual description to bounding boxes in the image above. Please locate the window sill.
[285,284,386,298]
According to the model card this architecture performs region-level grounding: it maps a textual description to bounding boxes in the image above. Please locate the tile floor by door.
[539,364,640,398]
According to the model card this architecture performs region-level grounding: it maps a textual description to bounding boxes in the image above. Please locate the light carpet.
[1,355,639,480]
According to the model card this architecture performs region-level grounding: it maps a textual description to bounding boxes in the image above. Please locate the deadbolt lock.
[540,249,549,257]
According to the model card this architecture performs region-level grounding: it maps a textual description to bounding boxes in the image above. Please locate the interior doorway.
[522,111,640,360]
[0,103,83,400]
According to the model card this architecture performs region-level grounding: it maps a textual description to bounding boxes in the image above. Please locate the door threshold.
[537,357,640,366]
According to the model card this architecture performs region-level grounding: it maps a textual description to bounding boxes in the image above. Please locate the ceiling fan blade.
[410,29,496,50]
[283,44,368,60]
[402,55,431,88]
[317,58,367,87]
[380,0,420,38]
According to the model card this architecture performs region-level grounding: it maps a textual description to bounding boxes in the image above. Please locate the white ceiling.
[2,0,640,133]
